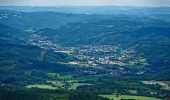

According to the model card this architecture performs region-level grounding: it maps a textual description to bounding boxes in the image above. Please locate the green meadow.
[26,84,57,90]
[99,95,161,100]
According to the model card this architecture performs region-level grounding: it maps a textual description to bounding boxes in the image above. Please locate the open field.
[128,90,137,94]
[47,73,73,79]
[26,84,57,90]
[47,81,64,87]
[55,50,73,54]
[99,95,161,100]
[69,62,80,65]
[57,61,90,67]
[26,81,93,90]
[58,74,73,79]
[69,83,93,90]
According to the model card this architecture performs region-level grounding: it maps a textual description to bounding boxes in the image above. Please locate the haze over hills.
[1,6,170,15]
[0,6,170,100]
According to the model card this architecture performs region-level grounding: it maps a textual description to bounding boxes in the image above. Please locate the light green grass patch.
[116,62,127,67]
[128,90,137,94]
[99,95,161,100]
[55,50,73,54]
[140,58,148,65]
[69,83,93,90]
[47,73,73,80]
[58,61,89,67]
[47,81,64,87]
[58,74,73,79]
[47,73,57,78]
[26,84,57,90]
[149,91,158,95]
[24,29,35,33]
[140,58,146,62]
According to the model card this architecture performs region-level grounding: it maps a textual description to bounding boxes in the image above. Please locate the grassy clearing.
[69,62,90,67]
[47,73,73,80]
[57,61,90,67]
[114,62,127,67]
[55,50,73,54]
[69,83,93,90]
[24,29,35,33]
[140,58,147,62]
[69,62,80,65]
[99,95,161,100]
[47,81,64,87]
[47,73,56,78]
[57,62,78,65]
[149,91,158,95]
[46,80,92,90]
[128,90,137,94]
[26,84,57,90]
[58,74,73,79]
[139,58,148,65]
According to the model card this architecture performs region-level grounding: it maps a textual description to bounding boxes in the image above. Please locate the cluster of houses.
[28,34,146,75]
[28,34,60,50]
[0,12,21,19]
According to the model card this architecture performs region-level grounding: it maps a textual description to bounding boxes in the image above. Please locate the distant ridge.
[0,6,170,15]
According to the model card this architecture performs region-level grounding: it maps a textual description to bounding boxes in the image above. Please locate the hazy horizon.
[0,0,170,7]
